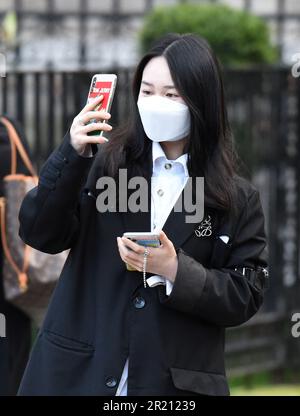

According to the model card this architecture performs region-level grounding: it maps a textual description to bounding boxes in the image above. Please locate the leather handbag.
[0,116,68,327]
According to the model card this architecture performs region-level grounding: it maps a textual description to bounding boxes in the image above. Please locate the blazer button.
[105,377,117,388]
[133,296,146,309]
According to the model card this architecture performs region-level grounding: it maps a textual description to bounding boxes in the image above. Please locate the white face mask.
[137,95,191,142]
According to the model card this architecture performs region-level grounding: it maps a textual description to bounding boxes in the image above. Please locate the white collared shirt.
[115,141,189,396]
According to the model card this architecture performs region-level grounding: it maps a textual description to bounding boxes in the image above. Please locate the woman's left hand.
[117,230,178,283]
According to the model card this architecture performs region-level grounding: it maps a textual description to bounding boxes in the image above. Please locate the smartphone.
[86,73,117,136]
[122,232,161,271]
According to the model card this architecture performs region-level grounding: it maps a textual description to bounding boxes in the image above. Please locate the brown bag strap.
[0,197,29,292]
[0,116,36,177]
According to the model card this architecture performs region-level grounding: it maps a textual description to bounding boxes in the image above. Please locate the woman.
[18,33,268,396]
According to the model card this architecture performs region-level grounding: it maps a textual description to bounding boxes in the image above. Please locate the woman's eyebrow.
[141,80,176,89]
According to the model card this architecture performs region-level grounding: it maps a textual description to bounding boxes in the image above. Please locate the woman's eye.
[142,90,151,95]
[166,93,179,98]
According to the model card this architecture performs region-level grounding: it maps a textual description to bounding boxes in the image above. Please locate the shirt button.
[105,377,117,388]
[133,296,146,309]
[165,163,172,170]
[157,189,164,197]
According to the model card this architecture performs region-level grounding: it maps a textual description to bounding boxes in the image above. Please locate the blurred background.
[0,0,300,395]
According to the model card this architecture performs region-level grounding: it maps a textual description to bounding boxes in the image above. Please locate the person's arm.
[158,189,269,327]
[19,95,113,254]
[18,133,96,254]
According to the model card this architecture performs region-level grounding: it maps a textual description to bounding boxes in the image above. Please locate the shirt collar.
[152,141,189,177]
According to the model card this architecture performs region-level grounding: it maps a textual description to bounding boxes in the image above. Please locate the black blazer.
[17,133,268,396]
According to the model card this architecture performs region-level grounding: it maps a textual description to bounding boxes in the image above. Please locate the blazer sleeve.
[18,133,96,254]
[158,189,269,327]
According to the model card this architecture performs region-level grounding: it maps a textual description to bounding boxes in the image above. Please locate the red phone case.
[87,75,117,136]
[88,80,113,111]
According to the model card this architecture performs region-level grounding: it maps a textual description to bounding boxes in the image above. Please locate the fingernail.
[102,137,109,142]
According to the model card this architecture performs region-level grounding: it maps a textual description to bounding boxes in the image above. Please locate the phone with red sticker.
[86,74,117,136]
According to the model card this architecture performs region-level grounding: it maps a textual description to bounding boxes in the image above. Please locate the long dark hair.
[103,33,239,212]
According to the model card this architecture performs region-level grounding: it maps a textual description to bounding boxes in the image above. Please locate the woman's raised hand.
[70,95,113,155]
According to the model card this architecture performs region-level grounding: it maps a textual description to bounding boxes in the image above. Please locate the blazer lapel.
[162,183,222,249]
[120,184,151,233]
[120,182,193,248]
[120,143,224,248]
[162,187,200,249]
[120,146,152,234]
